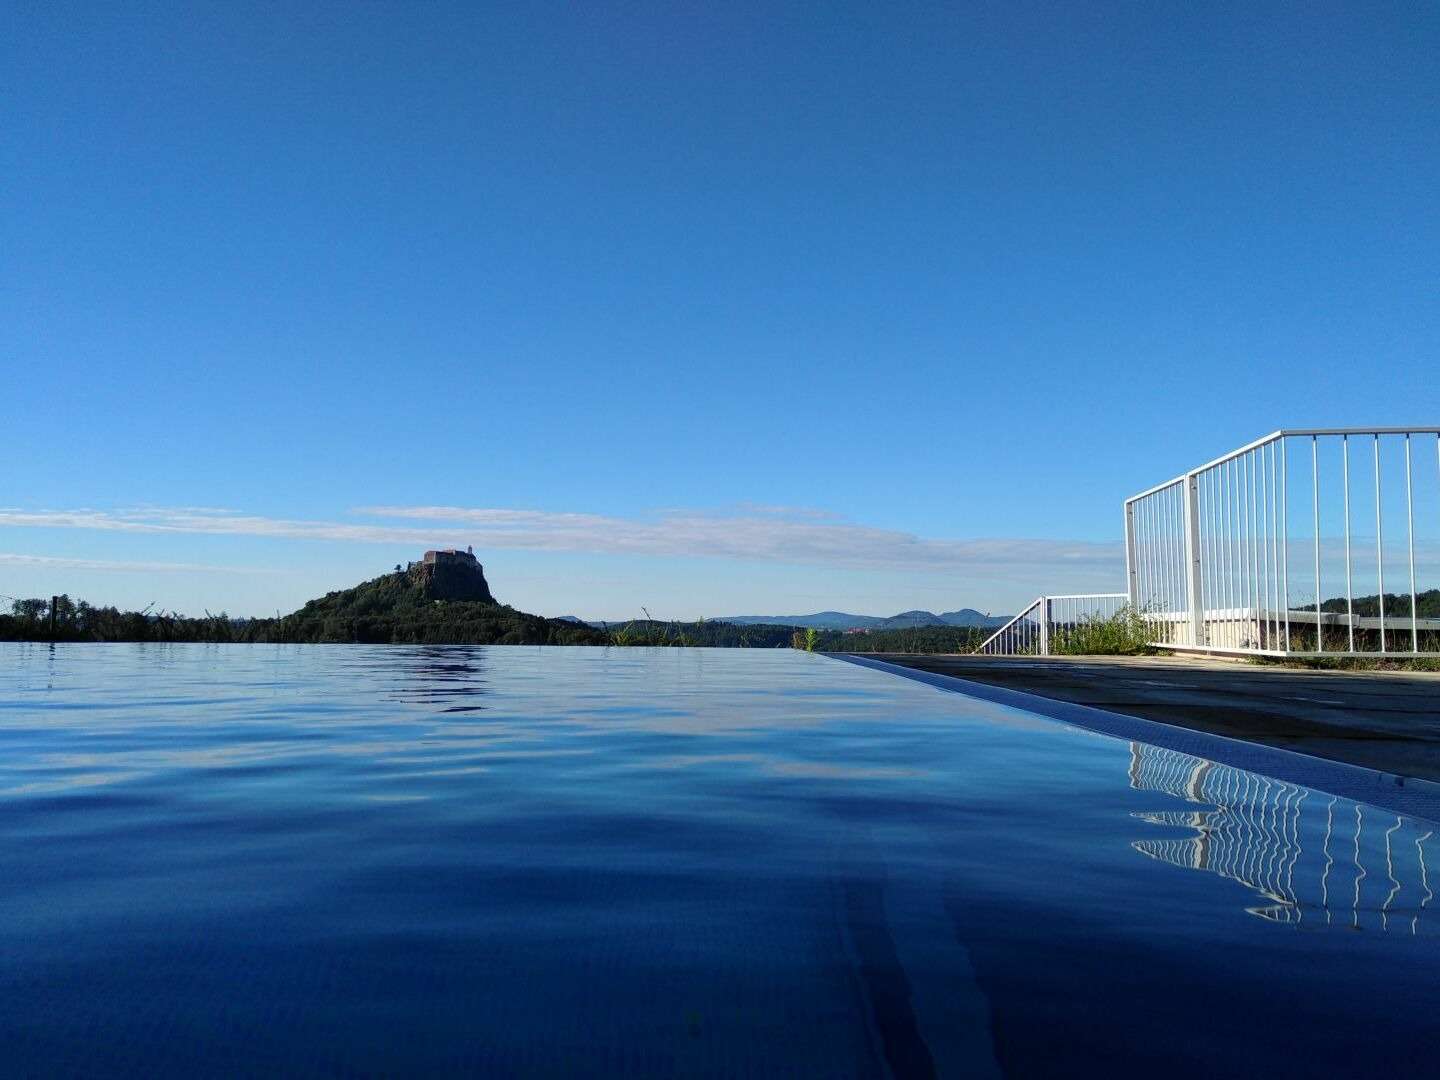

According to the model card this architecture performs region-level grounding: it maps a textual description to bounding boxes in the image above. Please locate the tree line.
[2,596,988,653]
[0,594,606,646]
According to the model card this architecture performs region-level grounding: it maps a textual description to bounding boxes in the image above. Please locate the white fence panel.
[1127,428,1440,657]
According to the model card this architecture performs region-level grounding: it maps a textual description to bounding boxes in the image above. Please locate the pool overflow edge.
[827,652,1440,827]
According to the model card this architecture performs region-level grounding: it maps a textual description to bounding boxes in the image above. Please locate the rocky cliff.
[414,557,494,603]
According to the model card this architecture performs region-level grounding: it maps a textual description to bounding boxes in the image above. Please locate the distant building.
[423,547,478,567]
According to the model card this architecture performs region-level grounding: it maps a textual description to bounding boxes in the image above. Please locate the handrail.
[1126,427,1440,506]
[973,596,1044,655]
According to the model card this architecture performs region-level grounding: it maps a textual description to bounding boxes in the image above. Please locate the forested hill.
[0,563,607,646]
[272,564,608,644]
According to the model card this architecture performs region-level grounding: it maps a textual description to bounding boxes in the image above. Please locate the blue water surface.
[0,644,1435,1077]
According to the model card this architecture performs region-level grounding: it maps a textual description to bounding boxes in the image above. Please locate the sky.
[3,2,1437,620]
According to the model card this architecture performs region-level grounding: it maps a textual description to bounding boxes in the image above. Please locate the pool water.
[1,644,1435,1076]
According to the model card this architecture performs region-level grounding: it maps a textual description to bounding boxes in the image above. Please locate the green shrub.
[1049,604,1154,656]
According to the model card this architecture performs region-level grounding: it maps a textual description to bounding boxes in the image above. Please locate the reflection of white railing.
[1126,428,1440,657]
[975,594,1128,655]
[1129,742,1435,934]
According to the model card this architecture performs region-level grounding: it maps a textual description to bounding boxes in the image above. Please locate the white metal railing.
[1126,428,1440,657]
[975,594,1129,655]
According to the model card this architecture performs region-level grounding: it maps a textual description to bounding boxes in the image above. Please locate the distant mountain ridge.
[711,608,1011,630]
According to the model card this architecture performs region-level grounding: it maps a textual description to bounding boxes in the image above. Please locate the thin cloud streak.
[0,553,273,574]
[0,505,1122,575]
[356,504,1121,572]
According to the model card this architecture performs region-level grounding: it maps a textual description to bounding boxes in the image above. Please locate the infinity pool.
[1,645,1435,1076]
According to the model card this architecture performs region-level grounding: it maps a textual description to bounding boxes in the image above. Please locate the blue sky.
[3,2,1437,619]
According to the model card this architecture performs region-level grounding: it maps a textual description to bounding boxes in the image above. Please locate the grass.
[1047,604,1155,656]
[1232,622,1440,671]
[1247,654,1440,673]
[604,612,700,647]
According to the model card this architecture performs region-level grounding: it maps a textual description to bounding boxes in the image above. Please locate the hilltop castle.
[423,546,478,567]
[411,546,494,603]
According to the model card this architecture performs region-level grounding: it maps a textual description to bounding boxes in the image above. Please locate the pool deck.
[858,653,1440,783]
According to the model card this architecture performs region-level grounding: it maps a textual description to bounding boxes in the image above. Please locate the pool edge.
[831,652,1440,826]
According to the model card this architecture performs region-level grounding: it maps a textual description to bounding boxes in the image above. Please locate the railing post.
[1039,597,1050,656]
[1183,473,1204,647]
[1124,502,1138,606]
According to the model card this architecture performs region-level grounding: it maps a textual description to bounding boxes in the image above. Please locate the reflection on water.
[377,646,491,711]
[1129,742,1435,933]
[4,644,1440,1076]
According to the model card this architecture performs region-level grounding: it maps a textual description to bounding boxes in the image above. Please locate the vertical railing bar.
[1268,442,1277,648]
[1135,499,1144,625]
[1216,465,1224,647]
[1153,492,1161,634]
[1208,469,1218,641]
[1193,480,1202,646]
[1125,501,1138,607]
[1163,487,1171,643]
[1406,433,1417,653]
[1177,483,1184,644]
[1252,451,1261,648]
[1175,483,1184,643]
[1258,447,1266,649]
[1197,474,1207,641]
[1259,442,1270,649]
[1141,497,1150,622]
[1232,457,1244,650]
[1247,449,1257,648]
[1156,491,1165,639]
[1184,472,1203,648]
[1261,440,1272,648]
[1375,433,1386,654]
[1212,468,1222,643]
[1161,489,1168,636]
[1163,488,1172,642]
[1199,474,1207,636]
[1269,440,1281,651]
[1152,492,1161,637]
[1343,434,1354,654]
[1217,468,1225,645]
[1312,435,1322,654]
[1255,449,1264,649]
[1150,493,1158,631]
[1135,501,1144,628]
[1140,497,1150,627]
[1238,452,1249,648]
[1281,437,1290,652]
[1227,458,1236,649]
[1249,449,1261,650]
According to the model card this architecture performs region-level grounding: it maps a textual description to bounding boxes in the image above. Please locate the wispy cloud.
[0,553,273,574]
[0,505,1122,577]
[352,504,1120,573]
